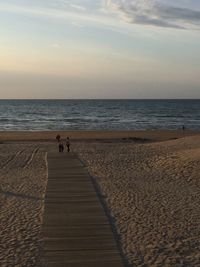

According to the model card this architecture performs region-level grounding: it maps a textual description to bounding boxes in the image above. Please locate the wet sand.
[0,130,197,142]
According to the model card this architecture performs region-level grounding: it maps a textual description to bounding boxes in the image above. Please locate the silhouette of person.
[58,141,64,152]
[66,137,71,152]
[56,134,61,143]
[182,125,185,131]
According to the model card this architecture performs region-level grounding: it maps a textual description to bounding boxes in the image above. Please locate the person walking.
[58,141,64,152]
[66,137,71,152]
[56,134,61,143]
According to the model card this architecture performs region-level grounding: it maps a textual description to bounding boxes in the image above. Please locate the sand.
[0,131,200,266]
[74,134,200,266]
[0,144,47,267]
[0,130,198,142]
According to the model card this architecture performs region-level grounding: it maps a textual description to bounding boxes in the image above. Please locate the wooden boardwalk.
[40,152,124,267]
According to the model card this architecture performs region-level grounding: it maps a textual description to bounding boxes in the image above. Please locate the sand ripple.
[75,136,200,266]
[0,144,47,267]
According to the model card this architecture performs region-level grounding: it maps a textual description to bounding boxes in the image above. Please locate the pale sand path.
[74,135,200,266]
[39,151,124,267]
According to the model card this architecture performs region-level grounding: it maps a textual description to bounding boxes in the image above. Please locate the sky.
[0,0,200,99]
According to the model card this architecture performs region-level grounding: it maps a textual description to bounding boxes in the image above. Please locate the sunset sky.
[0,0,200,98]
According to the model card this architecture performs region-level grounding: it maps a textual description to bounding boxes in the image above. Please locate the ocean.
[0,99,199,131]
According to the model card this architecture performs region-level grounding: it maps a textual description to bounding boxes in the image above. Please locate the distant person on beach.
[66,137,71,152]
[56,134,61,143]
[58,141,64,152]
[182,125,185,131]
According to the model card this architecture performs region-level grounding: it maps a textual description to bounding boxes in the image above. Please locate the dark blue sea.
[0,100,199,130]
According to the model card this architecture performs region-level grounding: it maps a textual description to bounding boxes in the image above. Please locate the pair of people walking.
[56,134,70,153]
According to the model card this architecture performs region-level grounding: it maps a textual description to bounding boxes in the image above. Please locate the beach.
[1,131,200,266]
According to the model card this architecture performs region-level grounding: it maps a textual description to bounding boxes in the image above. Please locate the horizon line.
[0,98,200,101]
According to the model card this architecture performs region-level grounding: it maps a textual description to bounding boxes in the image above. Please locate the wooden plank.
[44,203,103,213]
[41,261,123,267]
[42,226,115,238]
[43,237,118,251]
[42,249,121,261]
[39,152,124,267]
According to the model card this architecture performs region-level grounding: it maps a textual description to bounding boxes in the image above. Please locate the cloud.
[69,4,87,11]
[105,0,200,29]
[0,2,117,30]
[71,21,85,28]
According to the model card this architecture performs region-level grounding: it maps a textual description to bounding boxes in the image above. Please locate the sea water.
[0,99,199,130]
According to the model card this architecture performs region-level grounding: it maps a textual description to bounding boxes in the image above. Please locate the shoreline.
[0,130,199,142]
